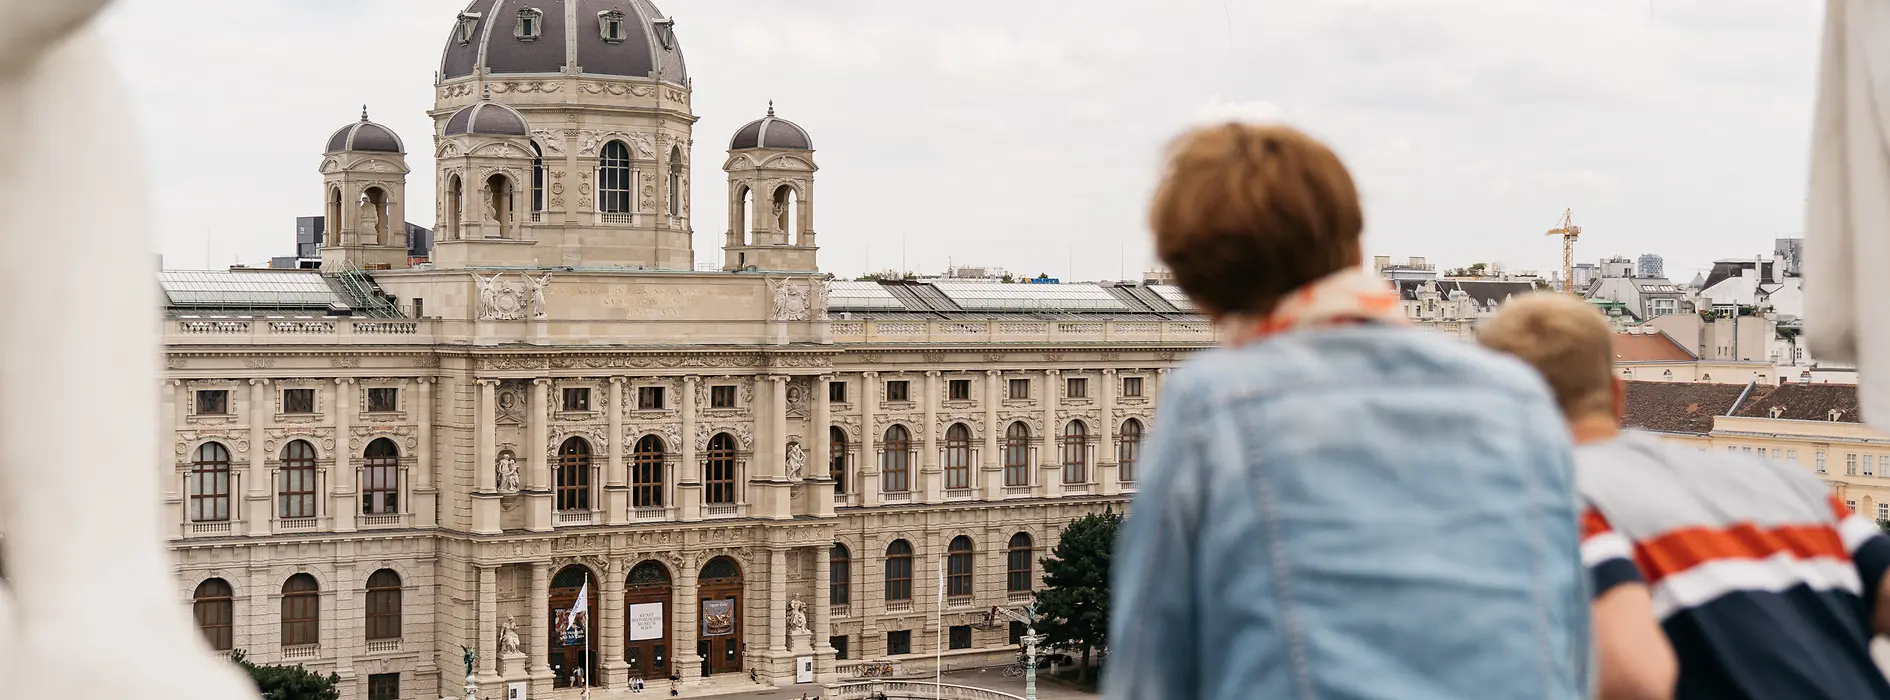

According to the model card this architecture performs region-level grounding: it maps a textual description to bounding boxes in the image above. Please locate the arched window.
[1006,533,1034,592]
[829,426,848,495]
[1118,419,1144,483]
[485,174,514,237]
[705,433,737,505]
[944,424,972,490]
[1003,423,1031,487]
[325,188,343,244]
[830,543,850,606]
[739,186,754,245]
[278,440,318,519]
[365,569,402,641]
[189,442,232,523]
[363,438,399,516]
[1061,421,1088,485]
[881,426,911,493]
[557,437,592,512]
[361,187,388,245]
[446,174,464,239]
[946,536,974,597]
[633,435,665,508]
[531,141,546,214]
[193,579,234,651]
[281,574,320,647]
[771,185,799,243]
[667,146,684,217]
[599,141,632,213]
[884,540,913,602]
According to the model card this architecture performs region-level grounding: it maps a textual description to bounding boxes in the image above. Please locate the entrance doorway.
[697,556,744,676]
[549,565,600,689]
[625,560,673,681]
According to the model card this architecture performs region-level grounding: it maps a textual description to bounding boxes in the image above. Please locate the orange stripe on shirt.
[1581,507,1614,540]
[1631,522,1851,585]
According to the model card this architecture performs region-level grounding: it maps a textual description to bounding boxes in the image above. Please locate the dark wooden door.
[549,566,599,689]
[625,561,673,680]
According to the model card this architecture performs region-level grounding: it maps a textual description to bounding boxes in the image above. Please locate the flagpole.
[586,570,594,700]
[936,560,945,700]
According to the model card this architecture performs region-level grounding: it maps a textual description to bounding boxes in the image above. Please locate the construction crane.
[1547,209,1582,294]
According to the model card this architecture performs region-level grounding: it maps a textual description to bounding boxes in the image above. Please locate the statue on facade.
[462,645,476,680]
[358,194,381,242]
[770,278,810,322]
[0,3,259,698]
[499,617,523,656]
[524,273,553,320]
[773,197,790,232]
[785,440,806,480]
[496,452,521,492]
[788,598,810,635]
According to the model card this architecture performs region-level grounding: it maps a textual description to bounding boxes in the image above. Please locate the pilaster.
[1038,370,1059,498]
[529,562,554,690]
[861,371,880,507]
[605,377,629,525]
[333,377,358,532]
[478,565,502,684]
[674,559,702,680]
[767,548,788,656]
[246,378,271,536]
[981,370,1002,497]
[1098,369,1120,496]
[473,379,502,535]
[811,375,835,518]
[920,371,941,503]
[757,375,792,520]
[416,377,439,526]
[527,378,552,532]
[813,543,835,679]
[679,375,702,521]
[602,558,629,686]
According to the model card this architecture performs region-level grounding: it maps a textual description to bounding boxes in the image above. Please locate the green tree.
[1036,273,1051,280]
[230,649,340,700]
[1035,511,1120,687]
[1877,518,1890,535]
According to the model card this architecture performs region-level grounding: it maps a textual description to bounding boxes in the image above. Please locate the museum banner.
[629,602,665,641]
[702,599,735,637]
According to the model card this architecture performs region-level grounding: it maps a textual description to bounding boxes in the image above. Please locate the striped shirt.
[1577,432,1890,700]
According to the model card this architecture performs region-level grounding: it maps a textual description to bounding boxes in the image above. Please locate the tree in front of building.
[1034,511,1121,687]
[229,649,340,700]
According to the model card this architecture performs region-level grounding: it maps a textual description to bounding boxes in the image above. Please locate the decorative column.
[602,558,629,686]
[416,377,437,526]
[813,543,835,677]
[1039,370,1059,498]
[246,378,270,535]
[920,371,941,502]
[768,548,788,656]
[605,377,628,525]
[473,379,501,535]
[812,375,835,517]
[161,380,181,534]
[674,558,701,680]
[528,563,553,683]
[527,378,552,532]
[982,370,1002,497]
[477,565,501,683]
[861,372,880,507]
[1098,369,1120,496]
[771,375,790,479]
[334,377,357,532]
[680,375,701,520]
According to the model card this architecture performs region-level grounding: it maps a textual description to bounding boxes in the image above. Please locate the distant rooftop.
[159,269,400,318]
[829,279,1203,320]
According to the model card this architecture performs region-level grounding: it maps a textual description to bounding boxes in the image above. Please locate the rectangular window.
[1866,454,1876,477]
[1122,377,1144,398]
[1727,446,1737,453]
[367,388,399,413]
[562,387,591,412]
[1009,621,1026,645]
[949,625,972,650]
[197,390,230,415]
[1818,451,1828,474]
[887,630,911,656]
[710,385,737,409]
[368,673,399,700]
[1848,453,1859,476]
[829,382,847,403]
[1787,449,1798,463]
[639,386,665,410]
[1066,378,1088,399]
[282,389,315,414]
[948,379,972,401]
[1880,503,1888,521]
[1009,379,1030,400]
[886,381,910,402]
[1848,500,1858,513]
[831,636,849,661]
[1743,446,1753,454]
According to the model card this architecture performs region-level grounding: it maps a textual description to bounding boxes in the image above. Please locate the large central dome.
[440,0,687,83]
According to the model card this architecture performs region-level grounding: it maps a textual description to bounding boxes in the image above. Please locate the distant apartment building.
[1392,278,1535,339]
[272,216,432,270]
[1371,255,1439,282]
[1637,254,1664,279]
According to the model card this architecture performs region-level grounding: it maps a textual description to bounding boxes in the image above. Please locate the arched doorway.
[697,556,744,676]
[549,565,600,689]
[625,560,673,681]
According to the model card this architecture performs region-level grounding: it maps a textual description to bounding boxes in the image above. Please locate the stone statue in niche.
[499,616,523,656]
[524,273,553,320]
[0,3,257,697]
[785,440,805,479]
[496,451,521,492]
[358,193,382,242]
[773,197,789,232]
[787,598,810,635]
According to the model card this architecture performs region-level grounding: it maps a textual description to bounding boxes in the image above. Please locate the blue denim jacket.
[1105,326,1590,700]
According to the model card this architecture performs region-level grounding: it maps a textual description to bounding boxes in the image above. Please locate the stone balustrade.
[828,318,1217,345]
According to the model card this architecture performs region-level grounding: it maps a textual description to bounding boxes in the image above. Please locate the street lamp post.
[1020,629,1044,700]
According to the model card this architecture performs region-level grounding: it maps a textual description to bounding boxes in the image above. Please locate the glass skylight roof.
[1151,285,1197,311]
[928,280,1128,312]
[159,270,350,308]
[826,281,906,310]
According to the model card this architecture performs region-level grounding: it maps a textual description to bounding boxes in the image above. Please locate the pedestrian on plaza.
[1478,293,1890,700]
[1106,123,1591,700]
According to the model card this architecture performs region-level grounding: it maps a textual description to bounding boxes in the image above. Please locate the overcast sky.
[101,0,1821,282]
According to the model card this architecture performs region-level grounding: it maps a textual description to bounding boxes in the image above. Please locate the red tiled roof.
[1622,381,1748,435]
[1613,331,1697,362]
[1731,383,1861,423]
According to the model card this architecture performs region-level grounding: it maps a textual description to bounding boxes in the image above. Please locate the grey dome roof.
[326,110,405,154]
[444,100,531,137]
[440,0,687,83]
[730,104,812,150]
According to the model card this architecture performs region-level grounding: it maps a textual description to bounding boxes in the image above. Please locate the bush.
[229,649,340,700]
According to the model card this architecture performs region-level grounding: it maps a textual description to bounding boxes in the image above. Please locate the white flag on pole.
[565,580,590,633]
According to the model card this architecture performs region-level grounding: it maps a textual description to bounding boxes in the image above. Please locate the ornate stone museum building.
[160,2,1213,698]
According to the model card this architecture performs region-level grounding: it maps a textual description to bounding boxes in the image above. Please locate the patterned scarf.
[1235,267,1406,344]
